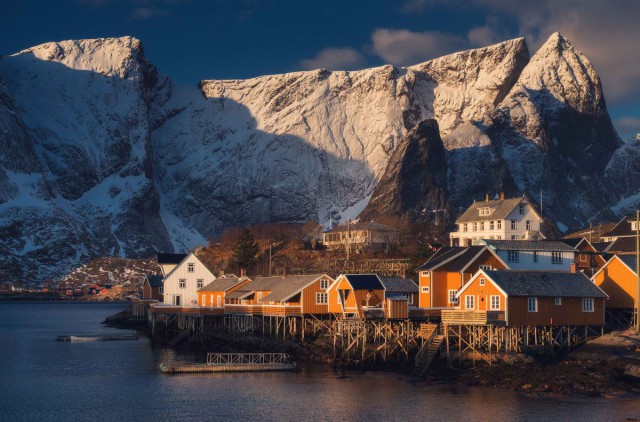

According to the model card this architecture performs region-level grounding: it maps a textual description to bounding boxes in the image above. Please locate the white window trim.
[179,279,186,289]
[316,292,328,305]
[465,295,475,310]
[555,297,562,306]
[421,286,430,293]
[552,252,563,264]
[528,297,538,313]
[448,290,458,304]
[479,278,485,286]
[187,263,195,273]
[479,265,492,271]
[490,295,500,310]
[579,254,587,262]
[582,298,594,313]
[320,279,329,290]
[197,279,204,289]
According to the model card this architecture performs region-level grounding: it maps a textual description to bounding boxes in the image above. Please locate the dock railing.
[441,310,505,325]
[206,353,292,366]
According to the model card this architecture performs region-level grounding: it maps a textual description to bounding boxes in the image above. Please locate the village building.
[161,252,216,307]
[197,275,251,311]
[322,222,401,253]
[600,214,640,253]
[449,194,543,247]
[378,276,419,319]
[479,239,577,272]
[557,237,607,276]
[417,245,508,312]
[592,255,638,310]
[157,253,188,277]
[224,274,334,316]
[327,274,386,318]
[142,275,163,302]
[453,269,608,326]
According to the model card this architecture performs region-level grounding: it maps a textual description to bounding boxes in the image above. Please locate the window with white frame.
[473,222,478,232]
[187,263,194,273]
[159,286,163,294]
[555,297,562,306]
[511,235,518,240]
[405,294,414,305]
[490,221,495,230]
[528,297,538,312]
[197,279,203,289]
[582,298,594,312]
[511,220,517,230]
[479,265,492,271]
[465,295,474,309]
[479,207,490,216]
[579,254,587,262]
[552,252,562,264]
[421,271,429,277]
[462,223,468,232]
[526,220,532,230]
[320,279,329,290]
[179,279,186,289]
[316,292,328,305]
[448,290,458,304]
[480,222,485,231]
[507,250,519,263]
[421,286,430,293]
[497,221,502,230]
[490,295,500,310]
[479,278,485,286]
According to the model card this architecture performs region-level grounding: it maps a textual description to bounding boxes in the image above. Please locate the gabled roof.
[324,221,399,234]
[607,237,638,254]
[592,242,612,253]
[258,274,330,302]
[602,215,635,238]
[145,275,163,288]
[618,255,638,275]
[446,246,491,272]
[417,247,467,270]
[157,253,188,265]
[482,240,576,252]
[465,270,608,298]
[339,274,385,290]
[386,293,410,301]
[557,238,585,248]
[417,246,507,272]
[198,276,249,293]
[378,276,418,294]
[163,252,216,281]
[455,197,531,223]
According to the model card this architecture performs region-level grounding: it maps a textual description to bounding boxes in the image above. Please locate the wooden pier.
[159,353,296,373]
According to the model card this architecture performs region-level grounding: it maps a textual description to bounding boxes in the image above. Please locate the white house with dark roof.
[479,239,577,272]
[161,252,216,307]
[449,194,543,246]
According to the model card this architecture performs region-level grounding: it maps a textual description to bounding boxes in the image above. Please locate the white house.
[156,253,188,277]
[449,194,544,246]
[162,253,216,307]
[478,239,577,272]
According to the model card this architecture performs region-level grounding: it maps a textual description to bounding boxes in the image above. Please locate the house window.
[465,295,474,309]
[579,254,587,262]
[197,279,204,289]
[555,297,562,306]
[449,290,458,304]
[159,286,163,294]
[179,279,186,289]
[187,263,194,273]
[552,252,562,264]
[421,286,430,293]
[421,271,429,277]
[490,221,494,230]
[519,204,525,215]
[490,295,500,310]
[511,235,518,240]
[463,224,468,232]
[405,294,414,305]
[528,297,538,312]
[533,251,538,263]
[526,220,532,230]
[497,235,502,240]
[507,250,519,263]
[479,207,490,216]
[497,221,502,230]
[320,279,329,289]
[479,265,492,271]
[511,220,517,230]
[473,223,478,232]
[316,292,328,305]
[480,222,485,231]
[479,278,485,286]
[582,298,594,312]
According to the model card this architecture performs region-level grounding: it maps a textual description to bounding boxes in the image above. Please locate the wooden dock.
[159,353,296,374]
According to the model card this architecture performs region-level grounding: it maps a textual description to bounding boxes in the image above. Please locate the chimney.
[570,263,577,273]
[500,192,505,200]
[485,194,489,202]
[240,268,246,277]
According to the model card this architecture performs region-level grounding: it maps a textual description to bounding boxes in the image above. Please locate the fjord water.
[1,303,639,422]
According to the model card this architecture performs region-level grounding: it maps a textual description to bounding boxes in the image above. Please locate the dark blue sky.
[1,0,638,137]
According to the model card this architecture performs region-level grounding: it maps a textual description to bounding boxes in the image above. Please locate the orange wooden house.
[592,255,638,310]
[142,275,163,302]
[327,274,386,318]
[417,246,508,313]
[224,274,334,316]
[197,275,251,312]
[453,269,608,326]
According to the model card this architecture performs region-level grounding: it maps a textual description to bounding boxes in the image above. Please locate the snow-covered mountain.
[0,34,636,282]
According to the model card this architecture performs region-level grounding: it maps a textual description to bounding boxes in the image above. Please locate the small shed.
[385,294,409,319]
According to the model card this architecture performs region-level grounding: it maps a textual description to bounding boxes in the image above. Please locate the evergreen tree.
[231,229,260,272]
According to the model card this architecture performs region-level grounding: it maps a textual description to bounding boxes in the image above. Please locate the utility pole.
[269,242,272,276]
[636,210,639,333]
[346,219,351,262]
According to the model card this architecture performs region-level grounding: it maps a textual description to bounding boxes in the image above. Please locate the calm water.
[1,302,639,422]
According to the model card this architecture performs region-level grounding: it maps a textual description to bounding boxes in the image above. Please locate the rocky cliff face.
[0,34,635,282]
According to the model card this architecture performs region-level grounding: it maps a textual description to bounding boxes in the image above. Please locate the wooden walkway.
[159,353,296,374]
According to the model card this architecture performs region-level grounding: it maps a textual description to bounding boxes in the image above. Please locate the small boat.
[56,334,139,342]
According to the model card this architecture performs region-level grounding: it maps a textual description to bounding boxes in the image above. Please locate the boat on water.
[56,334,139,342]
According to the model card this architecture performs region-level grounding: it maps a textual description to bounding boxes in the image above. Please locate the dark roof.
[386,293,409,301]
[417,246,497,272]
[617,255,637,274]
[225,274,329,302]
[603,215,635,238]
[455,197,526,223]
[145,275,163,288]
[157,253,188,265]
[324,221,398,234]
[378,276,418,294]
[557,238,583,248]
[607,237,638,254]
[483,240,576,252]
[342,274,384,290]
[592,242,612,253]
[417,247,465,270]
[482,270,607,298]
[446,246,488,272]
[198,277,248,293]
